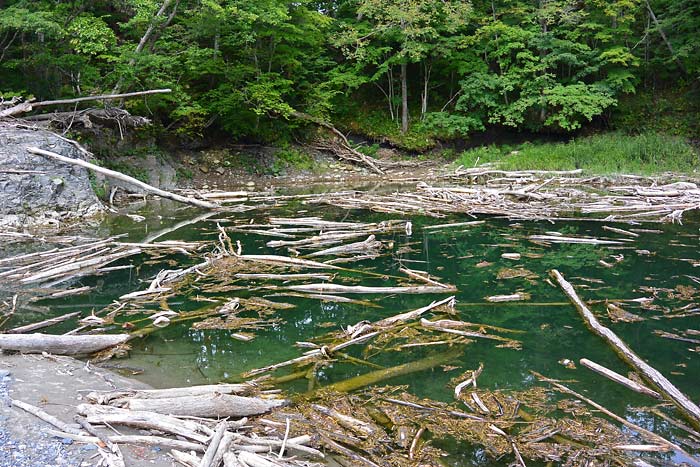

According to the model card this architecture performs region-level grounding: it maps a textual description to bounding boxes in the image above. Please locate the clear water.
[3,191,700,464]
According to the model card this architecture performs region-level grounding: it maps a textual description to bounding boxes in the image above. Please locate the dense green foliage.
[454,132,699,174]
[0,0,697,147]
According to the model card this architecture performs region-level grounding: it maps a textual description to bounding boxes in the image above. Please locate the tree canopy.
[0,0,696,144]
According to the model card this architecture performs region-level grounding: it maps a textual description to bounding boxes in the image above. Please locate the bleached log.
[19,248,142,284]
[529,235,623,245]
[579,358,661,399]
[170,450,200,467]
[0,89,171,117]
[485,293,531,302]
[6,311,81,333]
[46,429,204,452]
[0,333,129,355]
[375,296,455,327]
[86,383,255,404]
[234,273,332,281]
[27,147,218,209]
[307,235,382,257]
[552,269,700,429]
[199,422,227,467]
[237,254,341,270]
[11,399,82,435]
[77,405,209,443]
[123,393,287,418]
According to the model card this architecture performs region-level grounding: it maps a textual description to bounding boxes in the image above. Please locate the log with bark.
[0,333,130,355]
[116,393,288,418]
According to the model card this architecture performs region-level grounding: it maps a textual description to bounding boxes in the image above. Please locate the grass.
[453,132,699,175]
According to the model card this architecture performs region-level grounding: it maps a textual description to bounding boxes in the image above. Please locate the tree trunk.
[400,61,409,133]
[644,0,687,74]
[421,62,431,119]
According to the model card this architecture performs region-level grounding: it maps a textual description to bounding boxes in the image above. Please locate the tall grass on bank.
[454,133,699,175]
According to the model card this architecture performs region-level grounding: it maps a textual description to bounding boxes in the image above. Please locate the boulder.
[0,125,101,226]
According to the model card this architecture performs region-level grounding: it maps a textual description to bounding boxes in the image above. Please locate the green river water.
[2,185,699,465]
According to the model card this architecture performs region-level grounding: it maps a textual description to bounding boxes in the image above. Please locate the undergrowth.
[454,132,699,175]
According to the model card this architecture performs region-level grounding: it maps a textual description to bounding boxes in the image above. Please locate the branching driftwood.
[0,89,171,118]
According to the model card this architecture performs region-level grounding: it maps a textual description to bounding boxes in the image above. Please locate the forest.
[0,0,698,156]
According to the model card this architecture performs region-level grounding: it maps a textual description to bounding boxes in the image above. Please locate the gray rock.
[0,125,101,223]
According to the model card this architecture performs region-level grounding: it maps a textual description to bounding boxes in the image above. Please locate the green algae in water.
[3,197,699,465]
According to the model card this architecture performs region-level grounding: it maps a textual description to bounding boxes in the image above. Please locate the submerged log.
[286,283,456,295]
[323,348,462,393]
[26,147,218,209]
[0,333,129,355]
[551,269,700,430]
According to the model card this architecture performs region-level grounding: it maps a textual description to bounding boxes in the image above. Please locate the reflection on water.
[3,193,699,464]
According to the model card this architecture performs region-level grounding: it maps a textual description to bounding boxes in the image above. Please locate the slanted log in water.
[0,333,129,355]
[286,283,456,295]
[579,358,661,399]
[6,311,81,333]
[546,378,696,462]
[27,147,219,209]
[323,348,462,393]
[122,393,287,418]
[551,269,700,430]
[375,296,455,327]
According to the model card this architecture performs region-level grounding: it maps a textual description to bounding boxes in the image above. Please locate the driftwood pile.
[11,383,327,467]
[3,172,700,465]
[305,177,700,223]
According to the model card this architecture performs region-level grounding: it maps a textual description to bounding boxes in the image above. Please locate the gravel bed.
[0,369,84,467]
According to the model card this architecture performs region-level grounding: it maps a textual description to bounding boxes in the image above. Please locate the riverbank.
[0,354,172,467]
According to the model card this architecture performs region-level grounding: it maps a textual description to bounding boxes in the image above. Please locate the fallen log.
[291,111,384,175]
[86,383,255,404]
[551,269,700,430]
[5,311,81,334]
[26,147,218,209]
[579,358,661,399]
[121,393,287,418]
[0,333,130,355]
[545,379,696,463]
[0,89,171,118]
[11,399,82,435]
[46,429,205,452]
[76,405,210,443]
